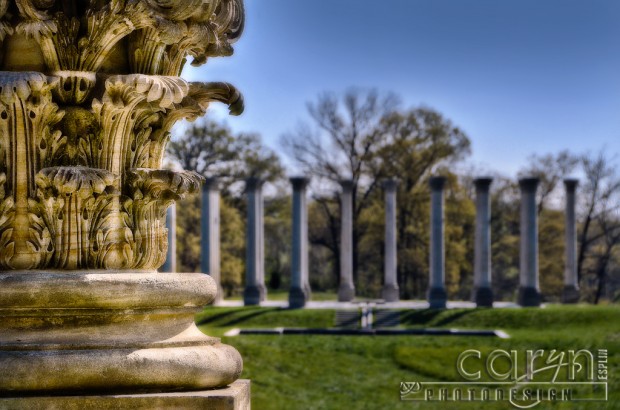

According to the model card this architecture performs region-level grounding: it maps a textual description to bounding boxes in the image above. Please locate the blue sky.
[182,0,620,176]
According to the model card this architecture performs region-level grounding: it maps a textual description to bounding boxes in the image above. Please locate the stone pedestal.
[382,179,400,302]
[563,179,580,303]
[289,177,311,308]
[244,177,266,305]
[0,0,249,404]
[338,180,356,302]
[0,271,243,395]
[0,380,251,410]
[518,177,541,307]
[428,176,447,308]
[473,177,494,307]
[202,178,223,303]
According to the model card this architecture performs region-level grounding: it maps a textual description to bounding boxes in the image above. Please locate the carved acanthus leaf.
[80,0,155,71]
[187,0,245,66]
[36,166,118,199]
[0,71,55,104]
[103,74,189,109]
[127,168,204,203]
[145,0,203,21]
[186,81,244,117]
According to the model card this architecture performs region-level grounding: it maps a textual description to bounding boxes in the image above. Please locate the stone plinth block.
[474,287,494,308]
[562,285,580,304]
[428,287,447,309]
[243,285,261,306]
[381,284,400,302]
[0,271,242,395]
[338,283,355,302]
[288,286,307,309]
[518,286,541,307]
[0,380,251,410]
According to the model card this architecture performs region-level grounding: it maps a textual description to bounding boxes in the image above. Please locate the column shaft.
[428,176,447,308]
[161,204,176,273]
[474,177,493,307]
[201,179,222,303]
[518,177,541,307]
[382,179,399,302]
[338,180,355,301]
[244,178,264,305]
[289,177,311,308]
[563,179,580,303]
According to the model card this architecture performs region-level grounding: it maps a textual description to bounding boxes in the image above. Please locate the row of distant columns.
[165,175,580,308]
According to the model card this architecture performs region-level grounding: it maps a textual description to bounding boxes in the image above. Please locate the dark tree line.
[166,90,620,303]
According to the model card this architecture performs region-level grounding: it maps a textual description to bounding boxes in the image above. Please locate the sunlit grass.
[196,304,619,410]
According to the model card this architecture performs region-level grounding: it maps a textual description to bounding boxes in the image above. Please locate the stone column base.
[288,286,307,308]
[0,380,251,410]
[258,283,267,302]
[518,286,541,307]
[562,285,580,304]
[0,271,243,395]
[428,287,447,309]
[303,283,313,301]
[474,287,494,307]
[338,284,355,302]
[243,286,261,306]
[381,284,400,302]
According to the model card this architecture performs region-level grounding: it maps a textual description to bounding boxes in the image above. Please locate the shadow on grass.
[399,309,443,326]
[434,309,476,326]
[399,309,476,327]
[196,307,281,327]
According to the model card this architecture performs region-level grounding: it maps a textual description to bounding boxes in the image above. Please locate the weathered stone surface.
[0,271,242,393]
[0,1,245,271]
[0,379,251,410]
[338,180,355,302]
[0,0,248,403]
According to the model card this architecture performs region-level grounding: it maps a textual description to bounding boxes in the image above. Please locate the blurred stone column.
[257,184,267,301]
[473,177,494,307]
[382,179,399,302]
[201,178,222,303]
[244,177,265,305]
[289,177,311,308]
[428,176,447,308]
[161,204,176,273]
[563,179,580,303]
[338,180,355,302]
[518,177,541,307]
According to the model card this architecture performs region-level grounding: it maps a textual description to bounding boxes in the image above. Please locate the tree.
[370,109,471,298]
[518,150,579,215]
[283,89,472,297]
[166,116,285,294]
[576,151,620,303]
[168,117,283,185]
[283,88,401,287]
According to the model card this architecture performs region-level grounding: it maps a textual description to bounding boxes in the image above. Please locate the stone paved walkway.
[216,300,521,309]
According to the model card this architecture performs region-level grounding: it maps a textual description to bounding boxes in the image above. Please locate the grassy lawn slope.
[196,305,619,410]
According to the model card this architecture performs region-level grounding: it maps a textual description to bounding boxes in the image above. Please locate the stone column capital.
[204,177,220,191]
[290,176,310,190]
[245,177,264,191]
[563,178,579,191]
[519,177,540,192]
[340,179,354,193]
[429,176,447,191]
[382,178,399,191]
[474,177,493,190]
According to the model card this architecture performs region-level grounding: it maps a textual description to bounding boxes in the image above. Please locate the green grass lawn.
[196,305,619,410]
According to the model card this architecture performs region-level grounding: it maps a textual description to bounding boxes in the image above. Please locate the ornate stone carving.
[0,1,245,270]
[0,0,248,401]
[0,71,64,269]
[125,168,203,268]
